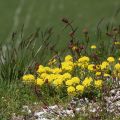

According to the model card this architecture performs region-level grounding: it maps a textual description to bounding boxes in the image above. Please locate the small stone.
[34,111,46,117]
[76,108,81,113]
[49,105,58,109]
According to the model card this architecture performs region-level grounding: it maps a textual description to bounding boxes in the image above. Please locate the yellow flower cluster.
[77,56,89,69]
[82,77,93,87]
[22,74,35,82]
[115,63,120,72]
[94,80,103,88]
[107,57,115,63]
[114,41,120,45]
[22,54,120,96]
[91,45,97,49]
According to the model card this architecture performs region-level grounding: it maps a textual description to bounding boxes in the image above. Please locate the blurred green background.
[0,0,120,41]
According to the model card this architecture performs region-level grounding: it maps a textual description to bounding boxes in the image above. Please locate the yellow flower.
[22,74,35,82]
[62,73,71,80]
[71,77,80,84]
[94,80,103,88]
[104,73,110,77]
[76,85,84,93]
[61,61,74,71]
[45,74,56,83]
[95,65,101,70]
[72,46,77,51]
[100,61,109,70]
[88,64,95,71]
[77,62,89,69]
[67,86,75,94]
[78,56,90,63]
[114,41,120,45]
[91,45,96,49]
[95,72,101,76]
[54,74,62,79]
[82,77,93,87]
[48,58,56,65]
[40,73,49,79]
[67,61,74,67]
[65,55,73,62]
[52,68,62,74]
[36,78,44,86]
[44,67,52,73]
[53,79,63,86]
[114,63,120,72]
[37,65,46,73]
[65,80,73,86]
[118,73,120,78]
[107,57,115,63]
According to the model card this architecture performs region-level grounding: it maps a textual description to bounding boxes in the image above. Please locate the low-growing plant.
[0,27,56,83]
[0,18,120,119]
[22,19,120,101]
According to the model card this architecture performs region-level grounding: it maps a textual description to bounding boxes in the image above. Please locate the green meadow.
[0,0,120,42]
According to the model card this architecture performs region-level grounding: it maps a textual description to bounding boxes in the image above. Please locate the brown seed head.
[61,18,69,24]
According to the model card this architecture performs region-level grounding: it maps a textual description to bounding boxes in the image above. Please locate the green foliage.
[0,27,54,83]
[0,81,38,119]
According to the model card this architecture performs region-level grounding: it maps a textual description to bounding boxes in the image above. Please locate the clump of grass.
[0,26,56,119]
[0,27,55,83]
[0,81,38,119]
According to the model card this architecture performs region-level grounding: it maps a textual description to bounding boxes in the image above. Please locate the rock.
[11,113,24,120]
